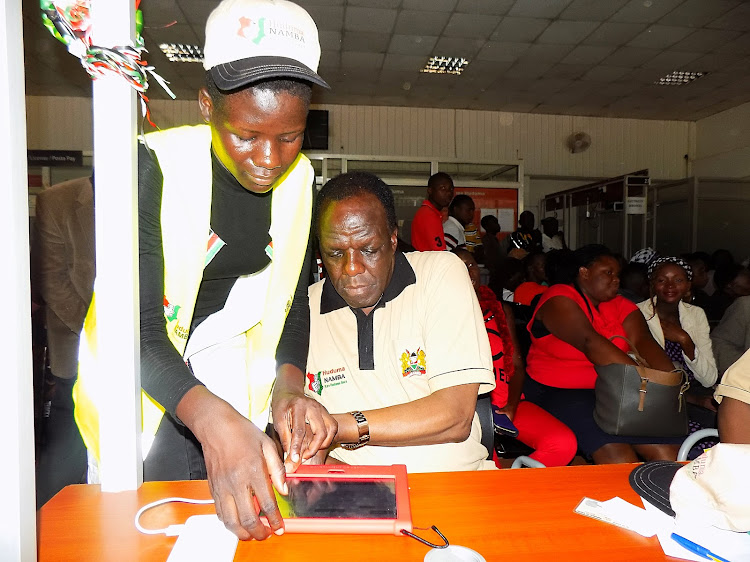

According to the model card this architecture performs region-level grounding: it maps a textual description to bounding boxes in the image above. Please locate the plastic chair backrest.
[677,428,719,461]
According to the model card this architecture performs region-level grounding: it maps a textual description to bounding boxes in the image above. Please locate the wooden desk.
[39,464,676,561]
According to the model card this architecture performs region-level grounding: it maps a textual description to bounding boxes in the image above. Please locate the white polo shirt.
[715,347,750,406]
[306,251,495,472]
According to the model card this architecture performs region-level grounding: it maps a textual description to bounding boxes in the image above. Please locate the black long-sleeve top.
[138,144,311,417]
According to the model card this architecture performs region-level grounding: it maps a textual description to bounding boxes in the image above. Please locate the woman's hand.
[686,392,717,412]
[495,402,519,421]
[660,319,696,359]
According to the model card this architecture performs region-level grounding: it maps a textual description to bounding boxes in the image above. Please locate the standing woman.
[74,0,336,540]
[638,257,718,435]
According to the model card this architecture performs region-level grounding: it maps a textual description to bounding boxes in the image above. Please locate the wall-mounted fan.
[567,132,591,154]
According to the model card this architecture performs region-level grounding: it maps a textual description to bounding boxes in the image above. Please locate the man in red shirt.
[411,172,454,251]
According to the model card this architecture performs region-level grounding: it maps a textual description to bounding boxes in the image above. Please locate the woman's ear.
[578,265,589,281]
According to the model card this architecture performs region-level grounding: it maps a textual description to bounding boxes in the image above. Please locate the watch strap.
[340,410,370,450]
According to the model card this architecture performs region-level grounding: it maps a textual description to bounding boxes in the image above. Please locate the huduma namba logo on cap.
[237,16,306,46]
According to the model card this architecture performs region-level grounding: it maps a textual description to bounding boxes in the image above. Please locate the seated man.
[715,348,750,444]
[272,171,495,473]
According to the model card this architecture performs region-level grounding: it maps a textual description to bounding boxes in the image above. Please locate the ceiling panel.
[582,22,646,46]
[516,43,573,64]
[490,17,551,43]
[707,2,750,31]
[456,0,514,16]
[580,65,631,82]
[640,50,702,70]
[507,0,574,19]
[387,35,439,56]
[561,45,615,65]
[476,41,531,63]
[610,0,684,24]
[602,46,659,67]
[537,20,600,44]
[442,12,502,38]
[658,0,739,28]
[393,10,451,35]
[21,0,750,121]
[303,6,345,30]
[342,31,390,52]
[402,0,458,11]
[559,0,629,22]
[670,28,741,52]
[627,25,694,49]
[344,7,398,33]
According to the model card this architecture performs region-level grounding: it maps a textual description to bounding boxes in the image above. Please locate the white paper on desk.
[641,498,750,562]
[574,497,657,537]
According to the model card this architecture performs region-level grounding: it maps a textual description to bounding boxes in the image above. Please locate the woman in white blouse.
[638,257,718,443]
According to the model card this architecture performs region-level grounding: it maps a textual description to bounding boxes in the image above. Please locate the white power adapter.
[166,514,239,562]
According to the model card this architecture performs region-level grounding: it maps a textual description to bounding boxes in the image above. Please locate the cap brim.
[629,461,682,517]
[210,56,330,91]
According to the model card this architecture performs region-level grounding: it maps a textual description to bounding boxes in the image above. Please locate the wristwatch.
[340,411,370,450]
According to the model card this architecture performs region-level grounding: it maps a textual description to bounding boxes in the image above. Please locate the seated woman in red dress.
[455,249,577,467]
[524,245,683,464]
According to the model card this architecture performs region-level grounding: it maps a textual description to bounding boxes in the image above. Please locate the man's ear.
[578,265,589,281]
[198,88,213,124]
[390,229,398,251]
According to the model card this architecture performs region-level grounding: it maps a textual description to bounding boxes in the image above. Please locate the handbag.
[593,335,690,437]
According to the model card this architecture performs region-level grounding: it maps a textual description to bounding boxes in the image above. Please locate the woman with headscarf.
[638,257,718,454]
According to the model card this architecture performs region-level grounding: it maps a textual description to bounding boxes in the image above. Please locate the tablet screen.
[274,478,397,519]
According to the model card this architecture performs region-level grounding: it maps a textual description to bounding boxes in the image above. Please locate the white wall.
[26,96,692,181]
[695,100,750,179]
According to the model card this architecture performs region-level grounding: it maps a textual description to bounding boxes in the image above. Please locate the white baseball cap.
[629,444,750,532]
[203,0,329,90]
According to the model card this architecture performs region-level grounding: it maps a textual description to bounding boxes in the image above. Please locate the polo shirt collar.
[422,199,441,214]
[320,251,416,314]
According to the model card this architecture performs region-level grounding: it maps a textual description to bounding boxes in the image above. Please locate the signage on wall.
[625,196,647,215]
[27,150,83,167]
[454,187,518,235]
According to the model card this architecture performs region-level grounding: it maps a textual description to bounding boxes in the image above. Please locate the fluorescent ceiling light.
[159,43,204,63]
[421,56,469,76]
[654,70,707,86]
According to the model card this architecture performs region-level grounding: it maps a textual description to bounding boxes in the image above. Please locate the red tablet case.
[261,464,412,535]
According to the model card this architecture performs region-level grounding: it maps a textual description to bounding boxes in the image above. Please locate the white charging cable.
[134,497,216,536]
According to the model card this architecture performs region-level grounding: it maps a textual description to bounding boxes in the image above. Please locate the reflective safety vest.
[73,125,313,463]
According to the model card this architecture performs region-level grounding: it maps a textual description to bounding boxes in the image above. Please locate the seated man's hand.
[273,391,337,473]
[176,386,287,541]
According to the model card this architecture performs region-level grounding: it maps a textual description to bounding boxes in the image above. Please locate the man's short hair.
[204,71,312,113]
[316,171,398,235]
[449,194,473,213]
[428,172,453,190]
[480,215,498,230]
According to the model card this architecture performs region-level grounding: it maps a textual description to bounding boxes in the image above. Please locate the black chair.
[476,393,494,460]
